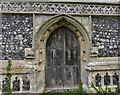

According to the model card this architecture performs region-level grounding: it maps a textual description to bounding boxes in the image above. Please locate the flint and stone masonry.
[0,0,119,93]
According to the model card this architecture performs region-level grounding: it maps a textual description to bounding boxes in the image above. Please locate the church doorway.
[45,27,80,89]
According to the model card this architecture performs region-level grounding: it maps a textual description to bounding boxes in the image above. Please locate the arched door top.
[34,14,90,50]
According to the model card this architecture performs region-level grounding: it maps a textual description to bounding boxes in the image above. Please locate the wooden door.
[46,27,80,88]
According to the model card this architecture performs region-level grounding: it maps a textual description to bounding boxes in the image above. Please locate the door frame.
[34,14,90,92]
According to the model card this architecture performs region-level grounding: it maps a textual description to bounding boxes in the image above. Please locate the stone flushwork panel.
[0,2,119,15]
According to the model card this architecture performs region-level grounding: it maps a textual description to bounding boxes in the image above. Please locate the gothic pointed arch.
[34,14,90,50]
[34,14,90,92]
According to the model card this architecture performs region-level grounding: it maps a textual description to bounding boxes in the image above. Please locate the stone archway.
[34,14,90,92]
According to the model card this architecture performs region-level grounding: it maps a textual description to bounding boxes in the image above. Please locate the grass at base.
[42,92,89,95]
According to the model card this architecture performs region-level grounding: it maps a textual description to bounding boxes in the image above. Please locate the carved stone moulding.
[0,2,119,15]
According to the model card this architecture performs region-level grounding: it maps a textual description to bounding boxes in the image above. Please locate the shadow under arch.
[34,14,90,92]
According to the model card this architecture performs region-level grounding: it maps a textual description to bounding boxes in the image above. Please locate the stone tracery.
[0,2,119,15]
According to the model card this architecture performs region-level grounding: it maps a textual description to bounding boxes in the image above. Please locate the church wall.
[0,1,119,93]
